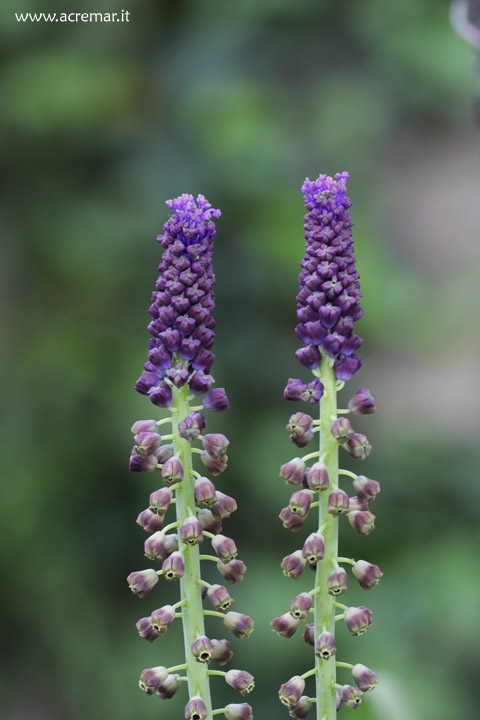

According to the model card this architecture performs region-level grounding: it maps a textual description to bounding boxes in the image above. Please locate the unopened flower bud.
[179,515,204,546]
[194,476,217,507]
[280,457,306,486]
[131,419,158,435]
[202,433,229,458]
[341,685,363,709]
[270,612,300,638]
[304,461,330,491]
[287,412,314,448]
[161,455,184,485]
[185,695,208,720]
[129,451,158,473]
[144,531,167,561]
[203,388,229,411]
[148,383,173,408]
[207,584,235,611]
[331,417,354,444]
[279,506,305,532]
[137,508,164,533]
[150,604,176,636]
[348,388,376,415]
[344,605,373,636]
[302,532,325,566]
[289,696,312,719]
[191,635,214,663]
[327,567,348,596]
[212,492,237,519]
[348,510,375,535]
[336,688,343,710]
[217,559,246,584]
[327,489,350,516]
[225,669,255,696]
[164,533,179,555]
[352,560,383,589]
[149,487,172,515]
[289,592,312,620]
[345,432,372,460]
[279,676,306,707]
[135,432,163,456]
[295,345,321,369]
[189,370,214,395]
[315,631,337,659]
[212,534,238,563]
[156,673,181,699]
[353,475,381,502]
[211,638,233,666]
[127,569,158,598]
[281,550,307,580]
[224,611,255,639]
[224,703,253,720]
[162,551,184,581]
[197,508,223,534]
[139,665,168,694]
[201,451,228,475]
[289,489,313,518]
[348,495,368,512]
[284,378,324,404]
[178,413,204,442]
[351,663,379,691]
[136,616,159,643]
[303,623,314,646]
[156,444,174,464]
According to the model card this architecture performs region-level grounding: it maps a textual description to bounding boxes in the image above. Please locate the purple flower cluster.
[294,172,363,382]
[135,194,223,406]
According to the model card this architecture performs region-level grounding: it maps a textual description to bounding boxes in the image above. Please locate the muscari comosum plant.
[272,173,382,719]
[127,194,254,720]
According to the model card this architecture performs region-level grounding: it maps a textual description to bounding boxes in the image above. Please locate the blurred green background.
[1,0,479,718]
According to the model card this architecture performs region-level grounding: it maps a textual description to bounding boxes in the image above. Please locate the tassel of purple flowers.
[273,174,381,718]
[127,195,254,720]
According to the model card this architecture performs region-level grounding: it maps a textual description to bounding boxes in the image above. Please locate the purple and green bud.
[348,510,376,535]
[289,695,312,719]
[163,533,179,555]
[179,515,204,546]
[315,631,337,660]
[144,531,167,561]
[344,605,373,636]
[280,457,306,486]
[129,451,158,473]
[150,604,176,636]
[224,611,255,639]
[302,623,314,646]
[352,560,383,589]
[148,383,173,408]
[225,669,255,696]
[279,506,305,532]
[327,489,350,516]
[203,387,229,412]
[161,454,184,485]
[155,443,174,464]
[281,550,307,580]
[353,475,380,502]
[137,508,164,533]
[217,559,246,584]
[345,433,372,460]
[341,685,363,709]
[197,508,223,534]
[191,635,214,663]
[348,388,376,415]
[134,431,163,456]
[287,412,314,448]
[211,491,237,519]
[302,532,325,566]
[284,377,324,404]
[348,495,369,512]
[131,419,158,435]
[304,461,330,492]
[212,534,238,563]
[136,616,159,643]
[224,703,253,720]
[185,695,208,720]
[178,412,205,442]
[162,550,185,581]
[202,433,229,458]
[331,417,354,444]
[270,612,301,638]
[327,567,349,596]
[149,487,173,515]
[289,489,313,518]
[156,673,181,699]
[279,676,306,708]
[194,476,217,507]
[207,584,235,611]
[201,450,228,475]
[139,666,168,695]
[351,663,379,691]
[211,638,233,666]
[289,592,312,620]
[127,569,159,598]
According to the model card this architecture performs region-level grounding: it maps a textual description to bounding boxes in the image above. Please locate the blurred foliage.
[1,0,479,719]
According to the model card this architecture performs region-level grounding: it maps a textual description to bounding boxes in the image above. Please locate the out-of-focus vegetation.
[1,0,479,718]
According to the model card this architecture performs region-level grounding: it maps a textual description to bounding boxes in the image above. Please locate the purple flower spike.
[203,388,229,411]
[179,515,204,546]
[162,551,185,581]
[185,695,208,720]
[304,461,329,491]
[315,631,337,660]
[289,592,312,620]
[207,584,235,611]
[191,635,214,663]
[139,666,168,694]
[352,560,383,589]
[212,534,238,563]
[351,663,379,691]
[211,638,233,666]
[279,676,306,708]
[150,604,176,636]
[280,457,306,486]
[281,550,307,580]
[136,509,164,533]
[341,685,363,709]
[327,567,349,596]
[127,569,159,598]
[344,605,373,636]
[161,455,184,485]
[217,559,246,584]
[136,616,159,643]
[224,703,253,720]
[225,669,255,696]
[289,695,312,719]
[224,611,255,639]
[270,612,301,638]
[348,388,376,415]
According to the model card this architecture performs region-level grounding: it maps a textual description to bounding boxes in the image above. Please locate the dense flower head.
[295,173,363,381]
[135,194,222,404]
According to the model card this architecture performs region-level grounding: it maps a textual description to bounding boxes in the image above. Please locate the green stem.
[336,662,354,670]
[314,357,338,719]
[172,384,213,719]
